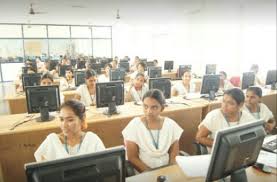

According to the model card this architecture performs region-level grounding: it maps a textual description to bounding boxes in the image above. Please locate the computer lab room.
[0,0,276,182]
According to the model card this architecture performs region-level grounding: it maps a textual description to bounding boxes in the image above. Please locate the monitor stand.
[37,106,55,122]
[208,90,216,100]
[168,68,172,72]
[230,168,247,182]
[271,83,277,90]
[103,101,120,116]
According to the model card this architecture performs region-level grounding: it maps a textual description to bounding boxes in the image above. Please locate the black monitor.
[177,65,192,79]
[241,72,255,90]
[110,69,125,81]
[206,120,266,182]
[119,59,129,63]
[146,61,155,67]
[77,60,86,69]
[164,61,174,72]
[149,78,171,99]
[22,73,42,91]
[25,85,60,122]
[49,60,58,71]
[70,59,77,67]
[148,66,162,78]
[265,70,277,90]
[22,66,29,74]
[119,62,130,72]
[100,59,111,69]
[25,146,126,182]
[200,74,220,100]
[96,81,124,115]
[91,63,102,75]
[205,64,216,75]
[74,70,86,87]
[58,65,72,77]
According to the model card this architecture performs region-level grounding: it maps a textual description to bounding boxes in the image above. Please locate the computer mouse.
[157,175,167,182]
[253,162,272,173]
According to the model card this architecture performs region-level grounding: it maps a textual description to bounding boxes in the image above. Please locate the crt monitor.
[70,59,77,67]
[58,65,72,77]
[22,73,42,91]
[206,120,266,182]
[25,85,61,122]
[96,81,124,115]
[77,60,86,69]
[164,61,174,72]
[91,63,102,75]
[25,146,126,182]
[149,78,171,99]
[100,59,110,69]
[22,66,29,74]
[177,65,192,79]
[110,69,125,81]
[241,72,255,90]
[205,64,216,75]
[200,74,220,100]
[146,61,155,67]
[148,66,162,78]
[74,70,86,87]
[265,70,277,90]
[119,62,130,72]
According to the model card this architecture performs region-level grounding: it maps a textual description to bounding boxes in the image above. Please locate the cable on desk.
[9,114,36,130]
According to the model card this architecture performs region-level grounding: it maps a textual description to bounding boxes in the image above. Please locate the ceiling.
[0,0,207,25]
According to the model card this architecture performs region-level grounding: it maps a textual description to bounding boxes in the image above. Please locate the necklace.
[145,118,161,150]
[64,133,84,154]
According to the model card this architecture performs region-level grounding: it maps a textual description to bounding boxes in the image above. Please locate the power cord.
[9,114,36,130]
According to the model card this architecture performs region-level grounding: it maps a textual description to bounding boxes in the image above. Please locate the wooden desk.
[262,89,277,120]
[0,101,203,182]
[126,164,277,182]
[162,70,177,80]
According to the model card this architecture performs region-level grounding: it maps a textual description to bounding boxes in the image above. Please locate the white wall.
[112,0,276,78]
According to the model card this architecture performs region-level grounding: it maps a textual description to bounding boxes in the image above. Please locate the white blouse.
[128,84,149,102]
[98,74,110,83]
[34,132,105,162]
[60,77,75,91]
[242,103,274,123]
[122,117,183,169]
[172,81,196,95]
[76,84,95,106]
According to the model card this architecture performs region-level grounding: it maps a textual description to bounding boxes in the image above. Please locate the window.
[93,39,112,57]
[71,39,92,57]
[24,39,48,61]
[49,39,71,59]
[71,26,91,38]
[0,25,22,38]
[48,26,70,38]
[23,25,47,38]
[0,39,24,63]
[92,26,111,38]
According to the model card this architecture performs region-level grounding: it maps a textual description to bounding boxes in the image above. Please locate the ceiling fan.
[29,3,47,15]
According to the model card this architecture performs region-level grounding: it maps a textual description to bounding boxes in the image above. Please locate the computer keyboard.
[262,137,277,154]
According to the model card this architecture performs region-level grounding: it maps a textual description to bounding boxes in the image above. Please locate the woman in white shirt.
[243,86,276,133]
[130,61,148,81]
[98,63,112,82]
[125,73,149,103]
[75,70,97,106]
[60,68,75,91]
[219,71,234,91]
[34,100,105,161]
[196,88,256,149]
[122,89,183,172]
[172,70,196,96]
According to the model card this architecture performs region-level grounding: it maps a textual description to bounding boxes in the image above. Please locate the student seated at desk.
[122,89,183,172]
[98,63,112,82]
[125,73,149,103]
[196,88,255,150]
[60,67,75,91]
[111,59,118,70]
[243,86,276,133]
[250,64,264,86]
[130,61,148,81]
[171,69,196,96]
[219,71,234,91]
[74,69,97,106]
[130,56,140,73]
[34,100,105,161]
[40,72,54,86]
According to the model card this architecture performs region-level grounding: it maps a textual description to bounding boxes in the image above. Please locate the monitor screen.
[164,61,174,71]
[77,60,86,69]
[146,61,155,67]
[25,146,126,182]
[22,66,29,74]
[119,62,130,72]
[110,69,125,81]
[91,63,102,75]
[148,66,162,78]
[178,65,192,79]
[22,73,42,91]
[100,59,111,69]
[241,72,255,90]
[265,70,277,86]
[205,64,216,75]
[74,70,86,87]
[58,65,72,77]
[25,85,60,121]
[200,74,220,99]
[96,81,124,108]
[149,78,171,99]
[206,120,266,182]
